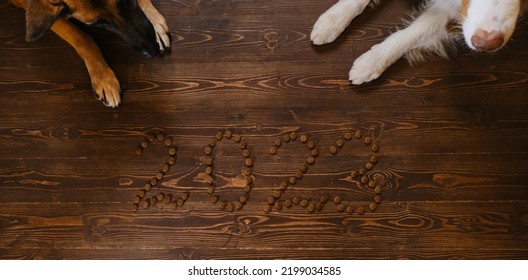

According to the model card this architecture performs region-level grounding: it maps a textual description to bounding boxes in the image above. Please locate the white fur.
[462,0,521,50]
[311,0,371,45]
[311,0,526,84]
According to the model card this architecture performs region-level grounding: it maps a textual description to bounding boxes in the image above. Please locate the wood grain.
[0,0,527,259]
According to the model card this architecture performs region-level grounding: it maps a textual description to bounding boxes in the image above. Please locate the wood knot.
[264,31,279,50]
[51,126,81,140]
[91,218,110,236]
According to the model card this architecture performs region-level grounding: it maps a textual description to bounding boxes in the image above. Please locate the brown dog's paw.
[91,69,121,108]
[152,13,170,53]
[138,0,171,53]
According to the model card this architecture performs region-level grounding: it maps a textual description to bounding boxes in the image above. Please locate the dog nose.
[471,29,504,51]
[135,41,160,58]
[142,47,159,58]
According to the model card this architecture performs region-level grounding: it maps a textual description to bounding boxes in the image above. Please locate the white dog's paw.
[349,49,389,85]
[91,69,121,108]
[311,8,353,45]
[311,0,371,45]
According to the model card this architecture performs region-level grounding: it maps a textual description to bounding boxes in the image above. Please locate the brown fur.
[461,0,469,18]
[10,0,169,108]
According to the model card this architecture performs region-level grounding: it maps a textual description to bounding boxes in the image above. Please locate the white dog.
[311,0,528,84]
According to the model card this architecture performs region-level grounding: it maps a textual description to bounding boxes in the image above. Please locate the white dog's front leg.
[349,5,450,84]
[349,42,396,84]
[311,0,372,45]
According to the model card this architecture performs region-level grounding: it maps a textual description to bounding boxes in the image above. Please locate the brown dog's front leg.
[50,18,121,108]
[138,0,171,52]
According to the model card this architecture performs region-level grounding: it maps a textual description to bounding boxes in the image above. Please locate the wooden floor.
[1,0,528,259]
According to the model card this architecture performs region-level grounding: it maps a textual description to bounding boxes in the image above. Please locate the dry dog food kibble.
[295,170,303,179]
[361,175,369,184]
[242,149,250,158]
[164,138,172,147]
[215,132,223,141]
[357,206,365,215]
[142,200,150,209]
[355,130,363,139]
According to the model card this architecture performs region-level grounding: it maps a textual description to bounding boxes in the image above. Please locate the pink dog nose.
[471,29,504,51]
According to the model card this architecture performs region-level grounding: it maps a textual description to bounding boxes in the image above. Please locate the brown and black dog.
[11,0,170,107]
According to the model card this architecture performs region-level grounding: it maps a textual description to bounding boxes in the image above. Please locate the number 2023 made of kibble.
[131,129,382,215]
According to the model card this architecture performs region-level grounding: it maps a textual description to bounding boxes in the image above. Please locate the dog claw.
[156,31,171,53]
[91,69,121,108]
